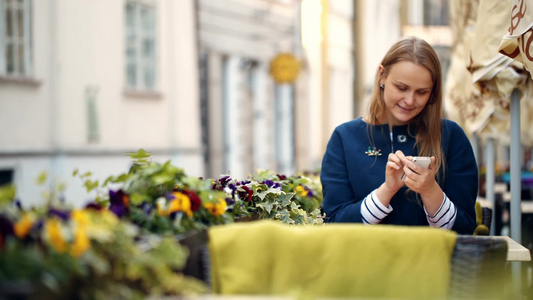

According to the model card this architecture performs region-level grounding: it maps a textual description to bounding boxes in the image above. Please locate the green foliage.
[0,206,205,299]
[0,149,325,298]
[216,170,324,225]
[0,184,16,207]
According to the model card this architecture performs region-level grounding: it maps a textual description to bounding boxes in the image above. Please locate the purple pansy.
[48,208,71,220]
[109,189,130,218]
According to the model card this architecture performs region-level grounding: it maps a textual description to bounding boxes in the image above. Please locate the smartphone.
[401,156,431,181]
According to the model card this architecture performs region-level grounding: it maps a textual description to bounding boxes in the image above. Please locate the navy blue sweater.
[320,117,477,234]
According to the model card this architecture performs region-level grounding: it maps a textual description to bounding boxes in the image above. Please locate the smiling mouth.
[397,104,414,112]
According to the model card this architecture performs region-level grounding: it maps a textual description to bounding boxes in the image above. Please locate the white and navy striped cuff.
[424,193,457,230]
[361,190,393,224]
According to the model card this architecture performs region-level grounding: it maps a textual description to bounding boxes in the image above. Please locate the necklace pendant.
[365,146,382,157]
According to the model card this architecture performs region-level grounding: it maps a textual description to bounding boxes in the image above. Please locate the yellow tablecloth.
[208,221,457,299]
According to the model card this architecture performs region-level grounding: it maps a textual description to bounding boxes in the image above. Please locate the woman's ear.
[378,65,385,84]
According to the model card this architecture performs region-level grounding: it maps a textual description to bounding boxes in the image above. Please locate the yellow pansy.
[14,213,34,239]
[169,191,193,217]
[204,197,227,217]
[71,209,90,228]
[45,218,67,253]
[296,185,308,197]
[70,227,90,257]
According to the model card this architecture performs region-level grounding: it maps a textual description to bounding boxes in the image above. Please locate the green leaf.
[83,179,100,193]
[128,149,152,164]
[290,201,300,210]
[130,193,146,206]
[35,171,47,185]
[114,173,130,183]
[81,171,92,178]
[0,184,16,205]
[278,209,292,223]
[256,202,274,213]
[278,192,295,207]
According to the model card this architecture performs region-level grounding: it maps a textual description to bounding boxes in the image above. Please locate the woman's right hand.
[385,150,408,192]
[375,150,407,207]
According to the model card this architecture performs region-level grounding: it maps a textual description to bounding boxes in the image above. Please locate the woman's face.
[379,61,433,126]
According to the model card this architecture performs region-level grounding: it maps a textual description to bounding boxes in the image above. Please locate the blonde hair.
[367,36,445,176]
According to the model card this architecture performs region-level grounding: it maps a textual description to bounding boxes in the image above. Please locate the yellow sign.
[269,53,301,84]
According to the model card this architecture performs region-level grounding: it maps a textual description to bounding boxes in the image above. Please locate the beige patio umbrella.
[445,0,529,144]
[498,0,533,146]
[445,0,531,239]
[497,1,533,295]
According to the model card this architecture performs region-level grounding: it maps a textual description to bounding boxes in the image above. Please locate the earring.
[379,84,385,90]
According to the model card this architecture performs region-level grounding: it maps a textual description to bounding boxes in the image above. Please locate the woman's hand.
[375,150,407,207]
[402,156,444,215]
[386,150,408,191]
[402,156,437,194]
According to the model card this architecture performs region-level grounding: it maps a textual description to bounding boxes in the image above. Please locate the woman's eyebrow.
[393,80,431,90]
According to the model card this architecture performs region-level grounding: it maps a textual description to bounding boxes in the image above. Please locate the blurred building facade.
[197,0,355,179]
[0,0,203,206]
[0,0,452,207]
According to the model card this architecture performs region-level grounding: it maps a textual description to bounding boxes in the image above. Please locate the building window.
[0,0,33,77]
[0,169,14,186]
[125,0,157,91]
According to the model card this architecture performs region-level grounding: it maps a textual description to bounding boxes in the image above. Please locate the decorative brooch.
[365,146,382,157]
[398,135,407,143]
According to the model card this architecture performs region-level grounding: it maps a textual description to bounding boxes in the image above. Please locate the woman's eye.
[397,86,407,91]
[417,91,429,95]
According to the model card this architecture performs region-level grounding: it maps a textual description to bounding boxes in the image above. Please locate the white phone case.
[402,156,431,181]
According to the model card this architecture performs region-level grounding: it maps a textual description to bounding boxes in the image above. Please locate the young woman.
[320,36,477,234]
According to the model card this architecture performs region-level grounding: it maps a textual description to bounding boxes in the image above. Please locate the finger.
[428,156,436,171]
[395,150,407,162]
[388,153,402,166]
[387,160,401,170]
[403,158,419,174]
[403,164,415,178]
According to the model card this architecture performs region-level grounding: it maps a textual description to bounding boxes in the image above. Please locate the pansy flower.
[70,228,90,258]
[296,185,308,197]
[109,189,130,218]
[48,208,71,221]
[158,192,194,218]
[212,175,232,191]
[85,202,103,211]
[45,218,68,253]
[204,197,227,217]
[225,183,237,198]
[14,213,35,239]
[264,180,274,188]
[182,189,202,212]
[0,214,14,248]
[225,197,235,206]
[237,186,253,202]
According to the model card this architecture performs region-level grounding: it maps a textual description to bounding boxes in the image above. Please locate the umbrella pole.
[510,88,522,243]
[510,88,522,296]
[486,137,496,236]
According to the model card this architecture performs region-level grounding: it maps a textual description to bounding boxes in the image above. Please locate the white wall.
[0,0,52,149]
[361,0,401,108]
[327,1,354,133]
[0,0,204,207]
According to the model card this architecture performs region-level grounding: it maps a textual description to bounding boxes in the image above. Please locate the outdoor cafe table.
[496,235,531,261]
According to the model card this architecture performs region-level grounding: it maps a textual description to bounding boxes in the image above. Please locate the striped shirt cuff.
[424,193,457,230]
[361,190,393,224]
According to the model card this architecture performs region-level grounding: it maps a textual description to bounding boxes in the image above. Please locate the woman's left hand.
[402,156,439,195]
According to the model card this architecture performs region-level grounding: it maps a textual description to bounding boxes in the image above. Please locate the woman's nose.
[404,93,415,105]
